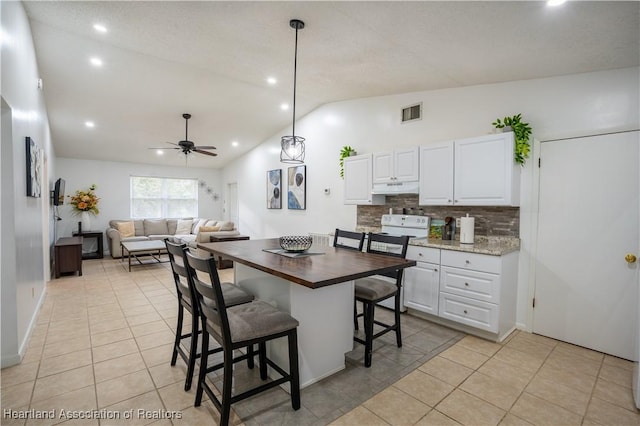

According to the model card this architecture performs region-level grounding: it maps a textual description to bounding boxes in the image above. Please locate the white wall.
[1,1,55,367]
[223,67,640,329]
[55,158,224,254]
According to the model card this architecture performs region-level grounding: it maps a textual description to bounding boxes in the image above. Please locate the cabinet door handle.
[434,268,438,272]
[418,253,423,257]
[463,310,468,314]
[465,260,470,264]
[464,282,469,287]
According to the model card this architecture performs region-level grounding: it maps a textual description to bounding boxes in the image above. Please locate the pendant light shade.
[280,19,305,164]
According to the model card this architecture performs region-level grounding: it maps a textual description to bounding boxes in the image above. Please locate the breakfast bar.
[197,238,416,387]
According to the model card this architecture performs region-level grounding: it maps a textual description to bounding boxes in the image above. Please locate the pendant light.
[280,19,306,163]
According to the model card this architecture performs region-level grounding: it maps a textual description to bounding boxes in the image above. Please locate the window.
[130,176,198,218]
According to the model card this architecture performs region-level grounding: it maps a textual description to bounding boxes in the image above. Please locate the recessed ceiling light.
[231,141,239,147]
[280,103,289,110]
[90,57,103,67]
[266,77,277,85]
[85,121,95,128]
[93,24,107,33]
[547,0,566,6]
[156,150,164,155]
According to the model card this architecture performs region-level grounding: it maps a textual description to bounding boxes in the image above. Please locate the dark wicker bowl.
[279,235,313,252]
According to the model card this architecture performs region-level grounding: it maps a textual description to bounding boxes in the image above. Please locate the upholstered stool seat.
[354,277,397,301]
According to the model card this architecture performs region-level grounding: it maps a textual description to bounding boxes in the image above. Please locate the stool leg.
[259,342,268,380]
[364,301,375,368]
[171,303,183,366]
[288,331,301,410]
[220,346,234,426]
[353,300,359,331]
[184,310,199,391]
[195,324,208,407]
[395,291,402,348]
[247,344,254,369]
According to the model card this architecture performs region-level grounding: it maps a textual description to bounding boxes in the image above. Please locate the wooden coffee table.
[121,240,168,271]
[209,235,249,269]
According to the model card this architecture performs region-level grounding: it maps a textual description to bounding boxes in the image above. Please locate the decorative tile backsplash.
[357,194,519,237]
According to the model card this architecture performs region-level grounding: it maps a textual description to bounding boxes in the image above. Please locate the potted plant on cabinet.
[339,146,357,178]
[492,114,532,166]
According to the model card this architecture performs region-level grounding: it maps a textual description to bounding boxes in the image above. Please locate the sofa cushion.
[175,219,193,235]
[217,221,235,231]
[148,234,173,241]
[199,226,220,232]
[204,220,218,227]
[173,234,197,245]
[144,219,168,236]
[121,236,149,243]
[116,221,135,237]
[192,218,208,234]
[134,220,145,236]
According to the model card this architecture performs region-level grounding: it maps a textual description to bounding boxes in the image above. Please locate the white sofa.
[106,218,239,258]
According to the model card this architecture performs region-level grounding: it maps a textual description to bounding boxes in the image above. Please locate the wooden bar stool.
[164,240,254,391]
[185,251,301,426]
[353,233,410,367]
[333,229,366,331]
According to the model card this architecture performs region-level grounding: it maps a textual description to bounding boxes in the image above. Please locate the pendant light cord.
[292,24,299,139]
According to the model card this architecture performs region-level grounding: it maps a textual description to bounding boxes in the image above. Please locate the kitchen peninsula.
[197,238,416,387]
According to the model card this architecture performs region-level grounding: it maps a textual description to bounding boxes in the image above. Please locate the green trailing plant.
[339,146,357,178]
[492,114,532,166]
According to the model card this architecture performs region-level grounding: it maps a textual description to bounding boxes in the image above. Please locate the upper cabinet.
[373,147,419,183]
[419,133,520,206]
[343,154,385,205]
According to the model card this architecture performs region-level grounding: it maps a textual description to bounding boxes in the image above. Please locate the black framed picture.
[26,137,42,198]
[267,169,282,209]
[287,165,306,210]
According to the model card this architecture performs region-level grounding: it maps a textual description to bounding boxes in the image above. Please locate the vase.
[81,212,91,231]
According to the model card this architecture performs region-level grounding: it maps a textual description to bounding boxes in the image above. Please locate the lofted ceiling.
[23,1,640,169]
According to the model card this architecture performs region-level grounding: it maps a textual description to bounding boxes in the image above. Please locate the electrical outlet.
[455,217,461,228]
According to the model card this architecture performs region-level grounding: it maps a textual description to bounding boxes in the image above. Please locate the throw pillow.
[116,221,135,237]
[175,219,193,235]
[199,226,221,232]
[192,218,208,234]
[144,219,169,235]
[217,221,235,231]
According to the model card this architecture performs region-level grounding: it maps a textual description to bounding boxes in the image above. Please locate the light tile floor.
[1,258,638,426]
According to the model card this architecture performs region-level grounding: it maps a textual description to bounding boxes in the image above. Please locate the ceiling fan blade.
[149,147,180,150]
[167,142,180,147]
[194,145,217,150]
[193,149,218,157]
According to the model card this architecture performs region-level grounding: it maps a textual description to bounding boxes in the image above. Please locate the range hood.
[371,181,419,195]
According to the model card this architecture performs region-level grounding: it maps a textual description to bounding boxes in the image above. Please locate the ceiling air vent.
[401,103,422,123]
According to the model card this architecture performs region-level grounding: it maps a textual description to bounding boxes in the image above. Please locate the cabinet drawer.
[441,250,501,274]
[438,292,499,333]
[440,266,500,303]
[406,245,440,263]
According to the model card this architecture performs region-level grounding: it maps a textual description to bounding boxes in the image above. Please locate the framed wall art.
[267,169,282,209]
[287,165,306,210]
[26,137,42,198]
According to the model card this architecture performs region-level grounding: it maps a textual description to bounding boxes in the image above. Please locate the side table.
[72,230,104,259]
[54,236,83,278]
[209,235,250,269]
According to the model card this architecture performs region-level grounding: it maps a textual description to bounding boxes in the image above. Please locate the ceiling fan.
[151,113,217,157]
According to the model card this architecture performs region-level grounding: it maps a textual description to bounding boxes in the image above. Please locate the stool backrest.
[165,239,195,305]
[333,229,366,251]
[366,233,410,282]
[184,251,230,347]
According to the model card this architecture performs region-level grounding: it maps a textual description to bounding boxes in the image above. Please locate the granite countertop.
[354,226,520,256]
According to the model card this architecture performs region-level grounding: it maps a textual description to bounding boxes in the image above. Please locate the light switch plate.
[456,217,461,228]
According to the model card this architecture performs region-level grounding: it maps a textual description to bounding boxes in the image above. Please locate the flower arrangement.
[68,184,100,215]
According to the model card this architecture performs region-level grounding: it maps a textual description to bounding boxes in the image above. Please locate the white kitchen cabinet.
[419,133,520,206]
[418,142,454,205]
[404,246,440,315]
[373,147,419,183]
[343,154,385,205]
[438,249,518,339]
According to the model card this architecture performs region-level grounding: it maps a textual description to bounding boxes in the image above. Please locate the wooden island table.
[197,238,416,387]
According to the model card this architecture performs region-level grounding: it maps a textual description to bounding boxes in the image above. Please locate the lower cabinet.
[403,246,440,316]
[403,245,519,341]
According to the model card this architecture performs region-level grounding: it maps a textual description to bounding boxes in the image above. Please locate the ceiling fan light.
[280,135,305,163]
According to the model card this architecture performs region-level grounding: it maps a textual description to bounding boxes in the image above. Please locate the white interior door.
[227,182,238,229]
[533,131,639,360]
